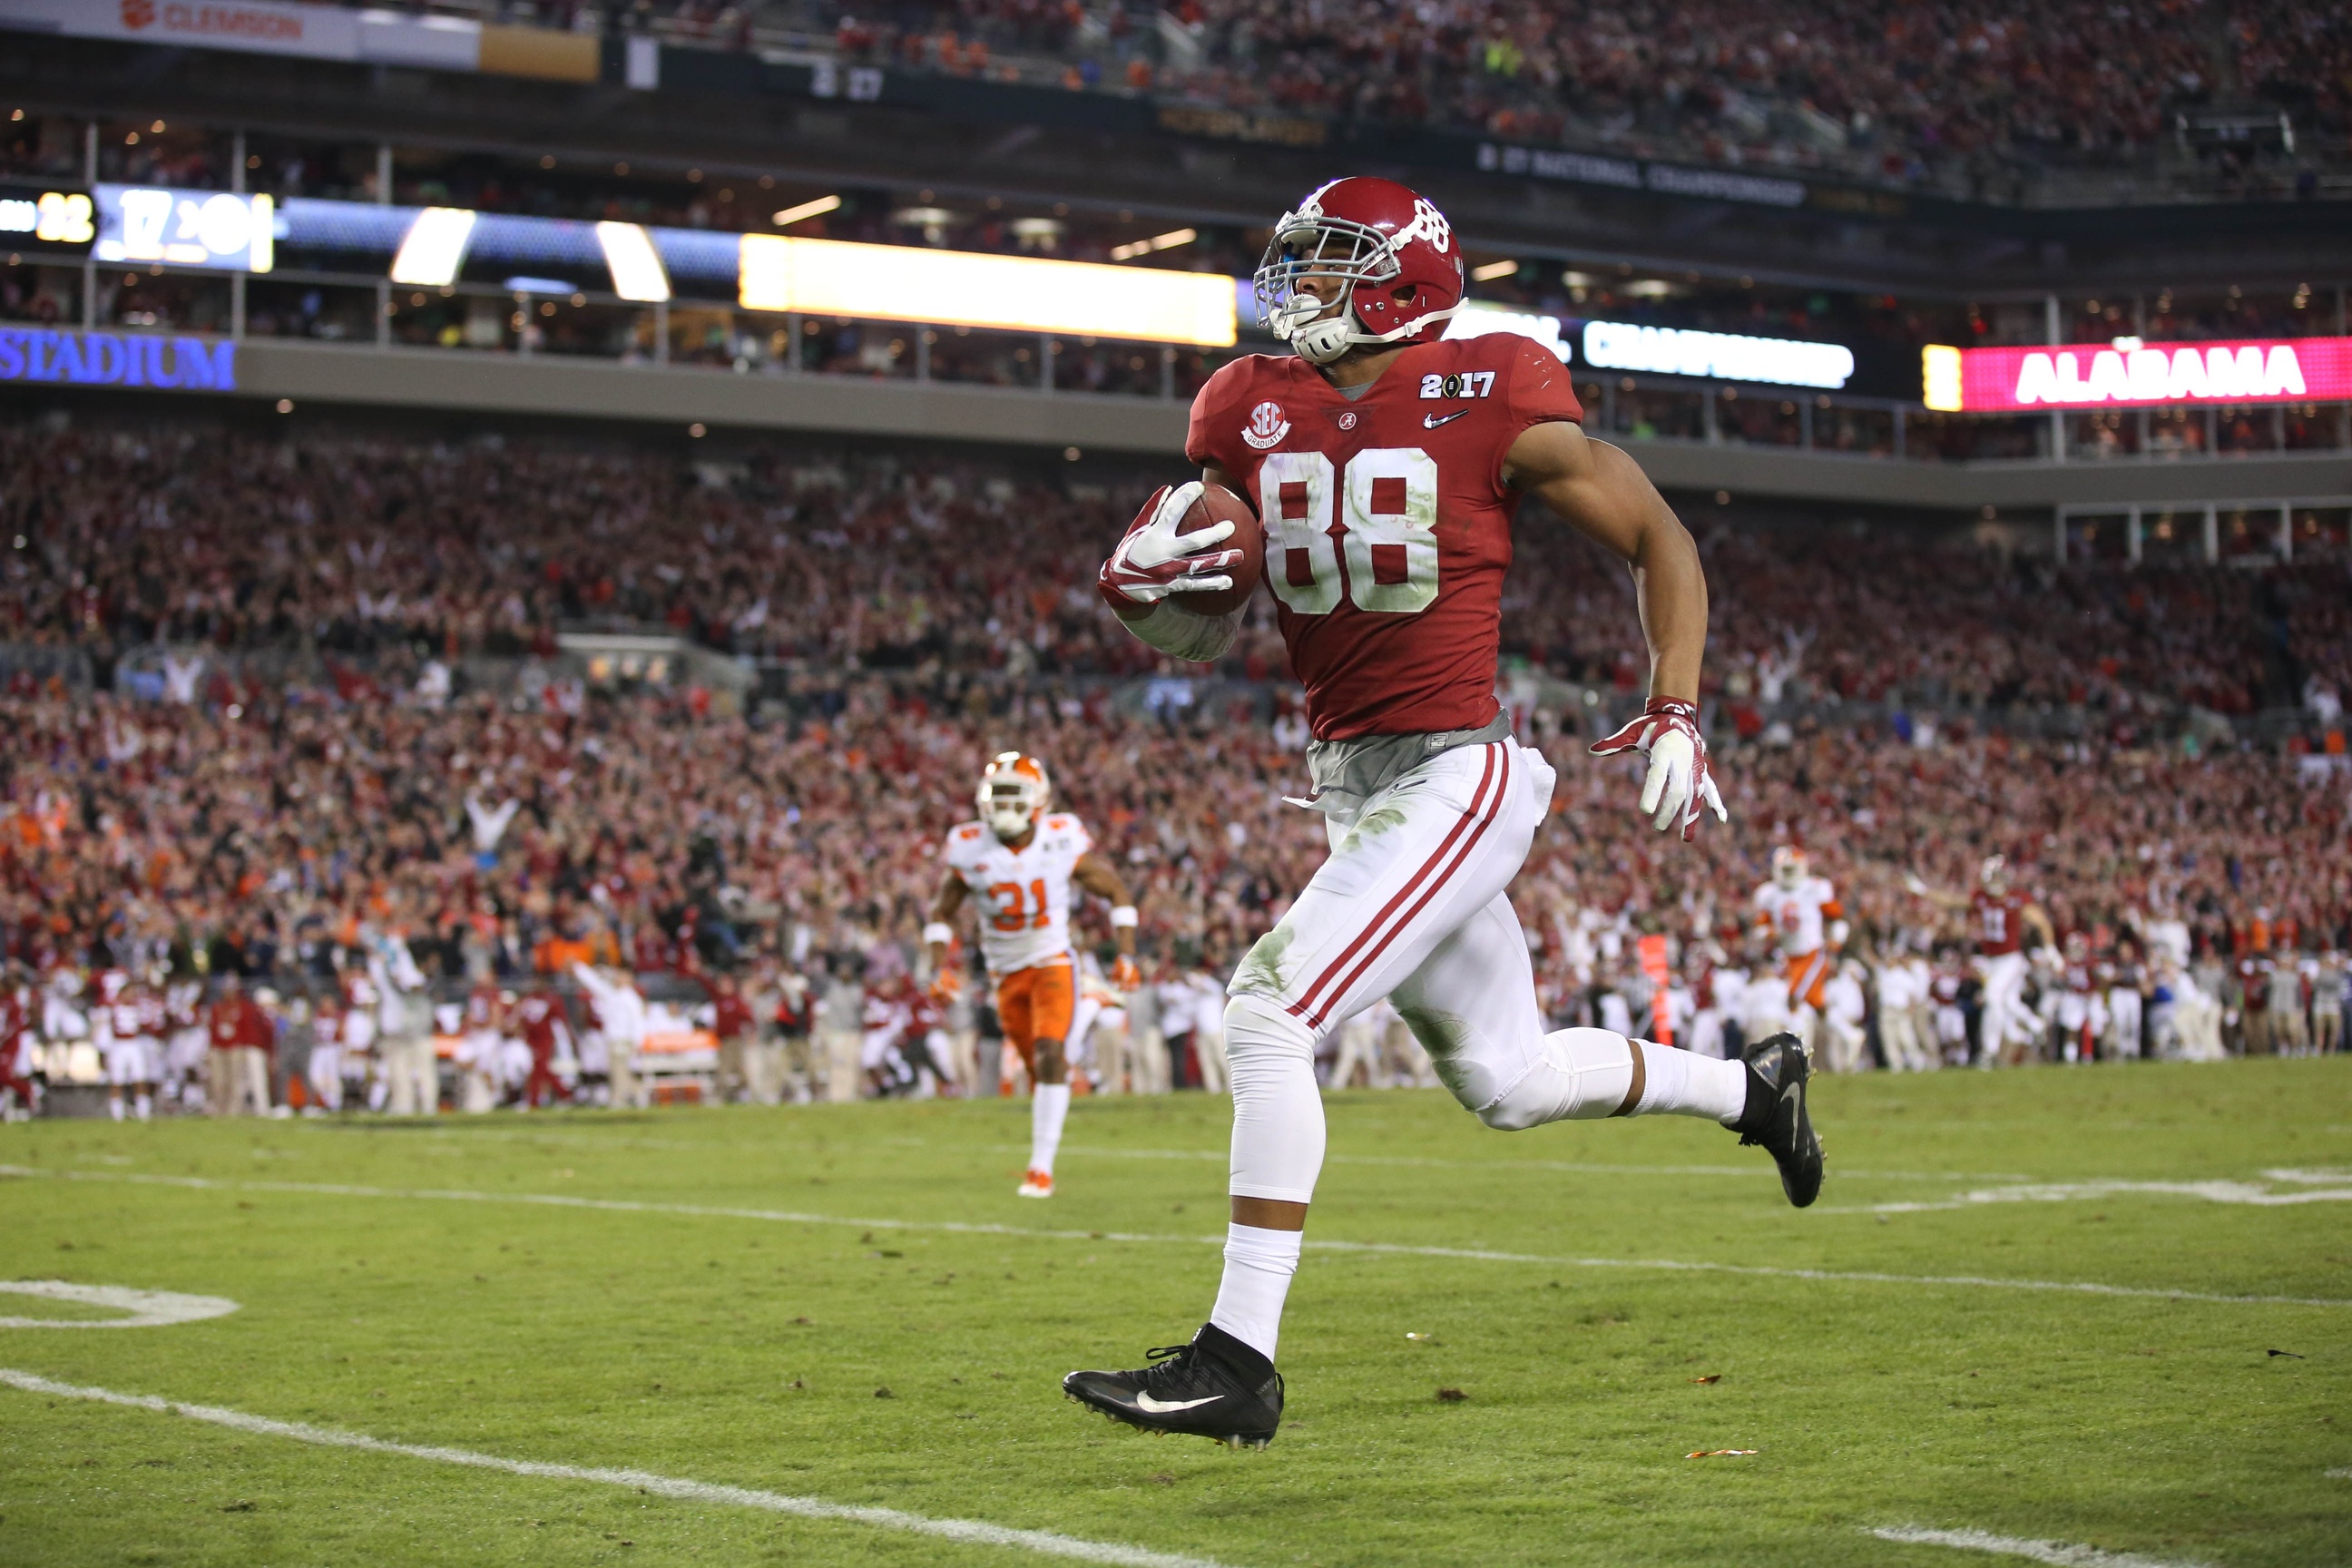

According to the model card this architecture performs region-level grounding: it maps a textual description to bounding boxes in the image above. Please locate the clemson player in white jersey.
[926,753,1139,1198]
[1066,174,1818,1450]
[1752,847,1847,1037]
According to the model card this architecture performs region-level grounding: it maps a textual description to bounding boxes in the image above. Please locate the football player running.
[1067,176,1822,1450]
[926,752,1141,1198]
[1751,846,1847,1045]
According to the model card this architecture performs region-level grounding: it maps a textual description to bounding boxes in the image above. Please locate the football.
[1110,482,1264,621]
[1169,482,1265,617]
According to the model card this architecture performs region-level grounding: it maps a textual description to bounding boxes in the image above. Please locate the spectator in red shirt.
[207,975,274,1117]
[710,973,756,1104]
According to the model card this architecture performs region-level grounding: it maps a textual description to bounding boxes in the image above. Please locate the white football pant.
[1976,952,2031,1063]
[1225,737,1745,1205]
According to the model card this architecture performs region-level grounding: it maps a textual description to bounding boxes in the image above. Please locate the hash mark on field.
[0,1368,1237,1568]
[5,1165,2346,1310]
[1868,1524,2213,1567]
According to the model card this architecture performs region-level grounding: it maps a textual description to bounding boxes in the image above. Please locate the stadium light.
[595,220,671,302]
[389,207,478,287]
[1470,260,1518,282]
[738,234,1236,346]
[770,194,842,228]
[1108,228,1197,261]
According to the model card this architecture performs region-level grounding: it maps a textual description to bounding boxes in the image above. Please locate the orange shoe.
[1016,1169,1054,1198]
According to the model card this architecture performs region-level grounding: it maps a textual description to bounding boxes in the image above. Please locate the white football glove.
[1589,697,1729,842]
[1097,482,1244,607]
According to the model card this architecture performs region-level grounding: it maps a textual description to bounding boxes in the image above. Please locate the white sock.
[1627,1040,1751,1124]
[133,1093,152,1122]
[108,1097,124,1122]
[1029,1083,1071,1176]
[1210,1222,1302,1361]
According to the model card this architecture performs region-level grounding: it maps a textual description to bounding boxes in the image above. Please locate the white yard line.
[1044,1143,2034,1182]
[1816,1176,2352,1216]
[1867,1524,2213,1567]
[0,1367,1236,1568]
[5,1164,2344,1309]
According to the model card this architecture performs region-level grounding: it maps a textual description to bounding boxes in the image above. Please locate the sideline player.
[1912,856,2053,1064]
[926,752,1140,1197]
[1064,176,1820,1448]
[1751,846,1846,1047]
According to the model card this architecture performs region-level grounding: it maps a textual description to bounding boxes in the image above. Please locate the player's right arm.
[1901,872,1969,912]
[1097,474,1247,663]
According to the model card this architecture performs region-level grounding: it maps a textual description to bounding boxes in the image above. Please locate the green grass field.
[2,1060,2348,1568]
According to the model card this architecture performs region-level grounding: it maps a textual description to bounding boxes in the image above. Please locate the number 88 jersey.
[942,813,1093,976]
[1187,333,1583,741]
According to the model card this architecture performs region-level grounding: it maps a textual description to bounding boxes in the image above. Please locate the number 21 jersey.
[1187,333,1583,741]
[941,812,1092,976]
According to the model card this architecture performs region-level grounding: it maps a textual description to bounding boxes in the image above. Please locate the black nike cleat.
[1063,1323,1285,1449]
[1734,1032,1824,1208]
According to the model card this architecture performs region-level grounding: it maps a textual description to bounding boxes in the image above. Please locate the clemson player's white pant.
[1225,736,1746,1205]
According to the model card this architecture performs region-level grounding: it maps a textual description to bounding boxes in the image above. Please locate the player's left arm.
[1504,419,1725,839]
[1071,851,1141,985]
[2023,901,2057,951]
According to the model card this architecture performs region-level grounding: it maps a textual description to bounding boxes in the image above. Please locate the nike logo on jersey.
[1133,1393,1221,1414]
[1422,409,1471,428]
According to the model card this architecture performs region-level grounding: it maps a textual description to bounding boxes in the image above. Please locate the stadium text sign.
[0,328,237,390]
[1922,338,2352,412]
[1583,321,1856,389]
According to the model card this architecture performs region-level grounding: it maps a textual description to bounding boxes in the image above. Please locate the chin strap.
[1283,299,1462,366]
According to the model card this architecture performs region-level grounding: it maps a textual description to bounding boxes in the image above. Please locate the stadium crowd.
[0,419,2345,1118]
[4,425,2347,715]
[813,0,2345,184]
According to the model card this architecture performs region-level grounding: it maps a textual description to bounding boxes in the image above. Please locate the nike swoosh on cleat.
[1422,410,1470,428]
[1132,1393,1221,1414]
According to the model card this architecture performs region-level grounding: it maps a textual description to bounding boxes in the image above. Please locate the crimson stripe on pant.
[1290,743,1514,1033]
[1285,743,1502,1028]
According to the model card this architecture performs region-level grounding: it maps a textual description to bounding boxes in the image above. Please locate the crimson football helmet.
[978,751,1051,839]
[1252,177,1464,366]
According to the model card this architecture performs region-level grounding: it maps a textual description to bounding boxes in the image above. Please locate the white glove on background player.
[1097,481,1243,606]
[1589,697,1729,842]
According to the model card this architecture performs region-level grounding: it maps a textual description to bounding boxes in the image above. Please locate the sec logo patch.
[1241,400,1291,451]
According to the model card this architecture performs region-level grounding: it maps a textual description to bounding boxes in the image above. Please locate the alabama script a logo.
[1241,399,1290,451]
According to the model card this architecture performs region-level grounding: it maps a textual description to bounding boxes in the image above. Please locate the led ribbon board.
[1583,320,1855,389]
[1445,300,1571,361]
[1923,338,2352,412]
[0,183,96,254]
[93,185,273,271]
[739,234,1236,347]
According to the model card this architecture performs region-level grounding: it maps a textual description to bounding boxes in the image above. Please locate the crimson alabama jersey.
[1753,877,1843,958]
[942,812,1092,975]
[1187,333,1583,740]
[1970,889,2028,956]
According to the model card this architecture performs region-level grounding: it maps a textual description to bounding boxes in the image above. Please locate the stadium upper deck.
[0,5,2348,512]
